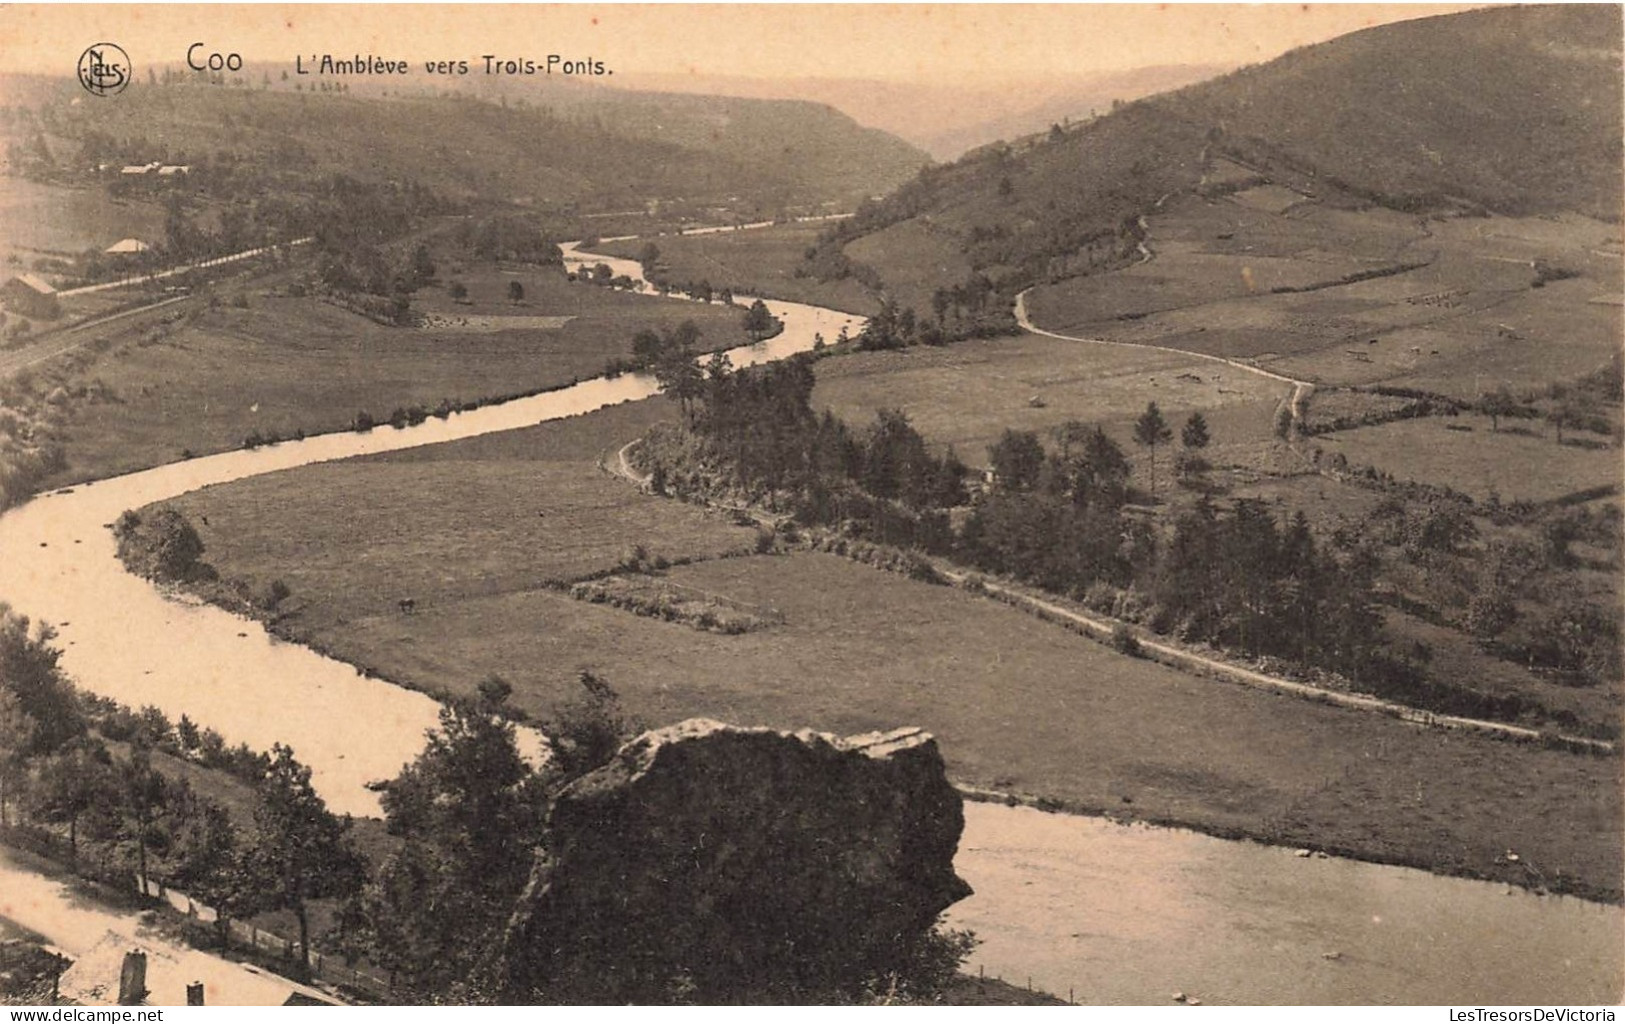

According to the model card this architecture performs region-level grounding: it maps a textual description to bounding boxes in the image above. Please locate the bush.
[1110,622,1143,657]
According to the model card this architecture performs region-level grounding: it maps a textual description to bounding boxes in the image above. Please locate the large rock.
[498,718,971,1002]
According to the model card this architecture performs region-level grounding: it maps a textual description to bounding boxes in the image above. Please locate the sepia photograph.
[0,2,1620,1008]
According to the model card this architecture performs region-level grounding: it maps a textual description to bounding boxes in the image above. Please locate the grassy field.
[1024,195,1622,400]
[1315,413,1620,504]
[596,222,881,316]
[811,331,1287,469]
[0,179,169,264]
[39,266,753,487]
[165,403,760,626]
[152,403,1624,901]
[841,218,976,316]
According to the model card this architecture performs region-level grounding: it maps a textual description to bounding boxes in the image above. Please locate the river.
[0,235,1616,1005]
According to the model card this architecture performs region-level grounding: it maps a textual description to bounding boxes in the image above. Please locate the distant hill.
[821,4,1622,307]
[913,65,1232,160]
[4,73,929,211]
[611,67,1231,160]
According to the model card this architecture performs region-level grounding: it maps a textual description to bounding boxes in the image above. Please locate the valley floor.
[158,401,1624,903]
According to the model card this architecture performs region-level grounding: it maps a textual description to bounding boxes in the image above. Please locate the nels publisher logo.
[77,42,131,96]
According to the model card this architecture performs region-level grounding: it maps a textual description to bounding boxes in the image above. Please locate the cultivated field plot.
[1358,277,1623,400]
[41,269,753,485]
[1027,250,1395,326]
[596,221,880,316]
[163,401,759,623]
[812,331,1288,467]
[1315,413,1620,503]
[1024,194,1622,398]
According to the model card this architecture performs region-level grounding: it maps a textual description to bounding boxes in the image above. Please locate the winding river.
[0,235,1617,1004]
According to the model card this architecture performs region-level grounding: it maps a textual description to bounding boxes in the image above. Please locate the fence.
[2,824,391,1000]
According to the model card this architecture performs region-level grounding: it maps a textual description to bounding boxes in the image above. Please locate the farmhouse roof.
[104,237,152,254]
[8,273,57,295]
[157,165,190,175]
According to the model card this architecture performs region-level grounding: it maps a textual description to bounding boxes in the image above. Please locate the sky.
[0,3,1488,84]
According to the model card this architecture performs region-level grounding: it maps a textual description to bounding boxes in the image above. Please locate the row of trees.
[0,605,363,971]
[0,598,654,994]
[641,361,1413,705]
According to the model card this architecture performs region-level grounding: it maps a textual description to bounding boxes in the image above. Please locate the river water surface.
[0,236,1616,1005]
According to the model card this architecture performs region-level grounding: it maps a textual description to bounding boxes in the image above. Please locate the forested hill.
[4,74,928,211]
[813,4,1622,315]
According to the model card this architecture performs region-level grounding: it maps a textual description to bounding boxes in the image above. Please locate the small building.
[156,165,190,177]
[0,273,61,320]
[120,162,160,176]
[104,238,152,256]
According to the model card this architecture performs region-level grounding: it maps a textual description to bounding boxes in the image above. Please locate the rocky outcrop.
[497,718,971,1003]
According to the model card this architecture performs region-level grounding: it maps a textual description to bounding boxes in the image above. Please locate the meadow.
[0,180,168,264]
[596,222,881,316]
[1312,413,1621,504]
[150,402,1624,901]
[811,330,1287,469]
[38,266,753,486]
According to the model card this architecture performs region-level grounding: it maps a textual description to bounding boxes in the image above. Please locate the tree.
[1546,398,1582,444]
[742,299,776,341]
[1479,385,1516,432]
[0,606,84,754]
[236,745,366,972]
[654,330,705,423]
[169,797,241,948]
[364,690,548,995]
[31,740,117,860]
[121,745,169,893]
[1181,412,1211,451]
[637,241,660,267]
[1052,423,1129,508]
[987,429,1045,493]
[1273,403,1294,440]
[448,280,468,302]
[113,507,207,582]
[506,280,524,305]
[542,671,641,786]
[1133,402,1173,498]
[0,689,32,827]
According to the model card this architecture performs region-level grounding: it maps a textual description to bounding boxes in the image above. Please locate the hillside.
[609,66,1231,160]
[817,4,1622,308]
[1161,4,1623,219]
[5,75,928,212]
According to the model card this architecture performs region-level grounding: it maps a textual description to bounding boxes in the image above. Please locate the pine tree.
[1133,402,1173,499]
